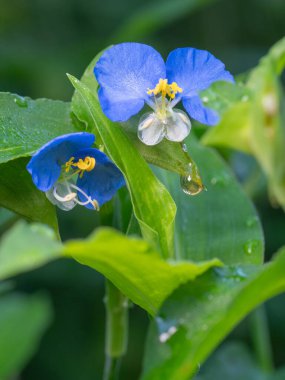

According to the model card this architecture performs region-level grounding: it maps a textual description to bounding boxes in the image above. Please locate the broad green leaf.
[0,92,77,163]
[266,36,285,75]
[0,292,52,378]
[195,342,282,380]
[200,81,251,116]
[63,227,221,315]
[69,74,176,258]
[246,45,285,208]
[71,51,200,178]
[202,37,285,208]
[0,158,58,230]
[110,0,219,41]
[0,220,61,280]
[156,135,264,264]
[142,247,285,380]
[201,102,252,154]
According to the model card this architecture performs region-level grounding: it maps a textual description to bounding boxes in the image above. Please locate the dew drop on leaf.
[14,95,28,108]
[243,240,260,255]
[180,163,204,196]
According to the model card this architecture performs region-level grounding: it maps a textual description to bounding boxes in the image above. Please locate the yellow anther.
[65,156,96,177]
[147,79,183,99]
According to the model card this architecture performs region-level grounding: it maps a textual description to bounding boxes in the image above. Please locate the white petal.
[165,109,191,142]
[46,182,77,211]
[138,112,165,146]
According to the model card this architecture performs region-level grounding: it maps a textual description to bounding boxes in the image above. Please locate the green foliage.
[0,92,78,229]
[0,221,61,280]
[195,342,285,380]
[0,93,77,163]
[157,135,264,264]
[64,227,221,315]
[69,74,176,258]
[0,159,58,230]
[142,247,285,380]
[0,292,52,379]
[202,37,285,208]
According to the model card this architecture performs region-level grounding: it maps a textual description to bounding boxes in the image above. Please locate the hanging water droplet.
[180,162,204,196]
[14,95,28,108]
[246,215,258,227]
[243,240,260,255]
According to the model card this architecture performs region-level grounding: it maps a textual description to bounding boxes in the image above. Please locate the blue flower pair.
[27,133,125,211]
[94,43,234,145]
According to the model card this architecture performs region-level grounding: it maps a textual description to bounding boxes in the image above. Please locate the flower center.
[65,156,96,178]
[147,79,183,100]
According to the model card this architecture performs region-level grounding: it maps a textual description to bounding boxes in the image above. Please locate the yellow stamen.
[65,156,96,177]
[147,79,183,100]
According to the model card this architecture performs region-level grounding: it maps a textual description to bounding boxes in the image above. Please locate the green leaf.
[156,135,264,265]
[110,0,219,41]
[0,158,58,230]
[142,247,285,380]
[202,37,285,209]
[0,220,61,280]
[0,292,52,378]
[246,42,285,208]
[201,102,252,154]
[195,342,280,380]
[266,36,285,75]
[64,227,221,315]
[0,92,77,164]
[69,74,176,258]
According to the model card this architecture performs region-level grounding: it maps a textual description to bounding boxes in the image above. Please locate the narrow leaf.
[69,74,176,258]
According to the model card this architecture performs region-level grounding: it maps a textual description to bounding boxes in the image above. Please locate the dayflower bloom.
[94,43,234,145]
[27,133,125,211]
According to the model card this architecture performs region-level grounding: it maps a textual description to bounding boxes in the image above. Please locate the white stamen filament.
[52,181,99,210]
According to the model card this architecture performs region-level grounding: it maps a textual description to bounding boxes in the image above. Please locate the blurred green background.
[1,0,285,378]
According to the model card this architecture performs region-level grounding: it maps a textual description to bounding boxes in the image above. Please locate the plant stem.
[250,306,274,373]
[103,280,128,380]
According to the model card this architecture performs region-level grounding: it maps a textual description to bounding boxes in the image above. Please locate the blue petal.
[182,96,220,126]
[94,43,166,122]
[166,48,234,96]
[26,133,95,192]
[75,148,125,209]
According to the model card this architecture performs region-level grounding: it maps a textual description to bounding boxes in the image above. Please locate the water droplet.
[210,173,230,187]
[14,95,28,108]
[182,143,187,152]
[156,316,179,343]
[159,326,177,343]
[246,216,258,227]
[243,240,260,255]
[202,96,209,103]
[180,163,204,196]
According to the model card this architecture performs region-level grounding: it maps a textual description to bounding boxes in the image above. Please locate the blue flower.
[27,132,125,211]
[94,43,234,145]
